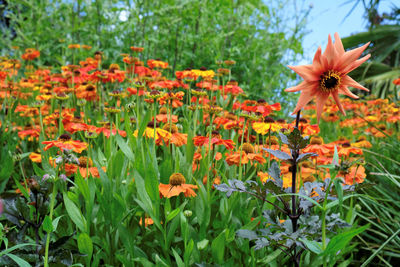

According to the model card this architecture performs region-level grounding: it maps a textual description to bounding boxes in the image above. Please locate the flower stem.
[44,182,57,267]
[290,110,301,266]
[238,118,247,180]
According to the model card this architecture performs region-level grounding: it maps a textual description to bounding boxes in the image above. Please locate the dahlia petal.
[315,93,330,123]
[292,90,315,114]
[335,42,370,73]
[288,65,319,82]
[333,32,345,55]
[285,81,316,92]
[339,86,359,99]
[312,46,324,71]
[342,54,371,74]
[332,91,346,116]
[342,75,369,91]
[322,34,338,67]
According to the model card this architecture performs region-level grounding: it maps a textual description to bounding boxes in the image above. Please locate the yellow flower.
[252,122,282,135]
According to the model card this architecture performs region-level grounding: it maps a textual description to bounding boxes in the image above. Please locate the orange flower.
[130,46,144,52]
[365,125,393,138]
[76,157,106,178]
[139,217,154,227]
[226,151,266,166]
[338,142,363,157]
[18,128,40,141]
[193,134,235,150]
[341,165,366,185]
[147,59,168,69]
[156,114,178,123]
[285,33,370,122]
[162,124,187,147]
[351,136,372,148]
[225,143,265,166]
[159,173,198,198]
[42,133,88,153]
[303,136,334,156]
[29,152,42,163]
[76,84,98,101]
[21,48,40,61]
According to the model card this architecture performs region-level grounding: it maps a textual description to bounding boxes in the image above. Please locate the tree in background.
[342,0,400,99]
[0,0,310,102]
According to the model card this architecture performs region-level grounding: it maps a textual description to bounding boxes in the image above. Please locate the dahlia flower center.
[240,143,255,154]
[59,133,71,141]
[169,173,186,186]
[162,123,178,134]
[320,70,341,92]
[310,136,324,145]
[78,156,93,168]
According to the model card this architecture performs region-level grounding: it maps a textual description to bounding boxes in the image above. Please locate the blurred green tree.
[342,0,400,99]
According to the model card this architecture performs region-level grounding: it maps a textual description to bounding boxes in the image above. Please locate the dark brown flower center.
[240,143,255,154]
[263,116,275,123]
[342,142,351,148]
[78,156,92,168]
[162,123,178,134]
[59,133,71,141]
[310,136,324,145]
[169,173,186,186]
[320,70,341,92]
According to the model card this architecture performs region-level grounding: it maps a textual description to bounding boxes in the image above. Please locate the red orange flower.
[159,173,197,198]
[42,133,88,153]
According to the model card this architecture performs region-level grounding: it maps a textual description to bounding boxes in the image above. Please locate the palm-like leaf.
[342,25,400,98]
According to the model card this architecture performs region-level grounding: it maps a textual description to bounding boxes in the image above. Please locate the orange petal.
[292,90,315,114]
[285,81,316,93]
[288,65,319,82]
[339,86,360,99]
[333,32,345,55]
[315,93,329,123]
[336,42,370,73]
[332,91,346,116]
[342,75,369,92]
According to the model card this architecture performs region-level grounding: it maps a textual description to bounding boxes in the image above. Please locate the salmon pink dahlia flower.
[285,33,370,122]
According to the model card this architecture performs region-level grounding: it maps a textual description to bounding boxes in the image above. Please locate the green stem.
[238,118,247,180]
[322,179,333,267]
[44,182,57,267]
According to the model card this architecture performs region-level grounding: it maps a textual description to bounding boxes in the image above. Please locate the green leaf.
[300,238,323,254]
[297,152,317,163]
[6,254,31,267]
[172,248,185,267]
[115,134,134,161]
[43,215,53,233]
[287,128,309,150]
[263,148,292,161]
[237,229,258,240]
[332,145,339,166]
[322,224,369,256]
[334,178,344,211]
[63,193,87,232]
[211,230,226,263]
[197,239,209,250]
[241,216,261,230]
[77,232,93,258]
[267,161,281,180]
[0,243,36,257]
[166,208,180,223]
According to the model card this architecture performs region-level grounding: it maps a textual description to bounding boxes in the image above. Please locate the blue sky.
[300,0,395,64]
